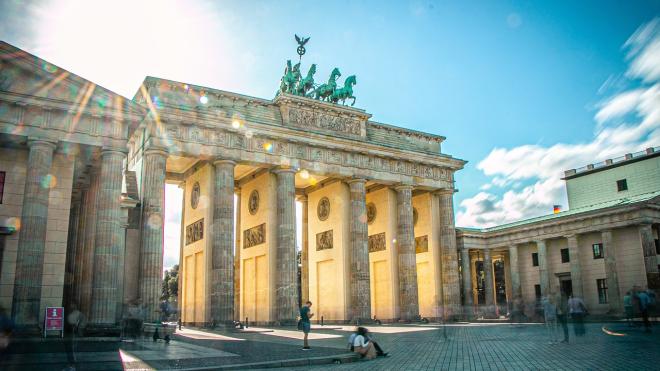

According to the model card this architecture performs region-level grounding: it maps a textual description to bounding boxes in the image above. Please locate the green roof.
[461,190,660,233]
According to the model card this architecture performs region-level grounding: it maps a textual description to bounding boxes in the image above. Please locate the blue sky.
[2,1,659,268]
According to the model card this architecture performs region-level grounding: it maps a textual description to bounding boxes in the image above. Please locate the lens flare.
[199,95,208,104]
[263,142,273,152]
[147,214,162,229]
[299,169,310,179]
[232,119,241,129]
[6,217,21,232]
[41,174,57,189]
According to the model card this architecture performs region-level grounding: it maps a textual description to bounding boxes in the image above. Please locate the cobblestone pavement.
[275,322,660,371]
[3,322,659,370]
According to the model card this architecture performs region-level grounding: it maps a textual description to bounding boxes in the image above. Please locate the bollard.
[245,317,249,328]
[178,318,182,331]
[321,316,324,326]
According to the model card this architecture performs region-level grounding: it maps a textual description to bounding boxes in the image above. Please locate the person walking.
[568,295,587,339]
[556,293,570,343]
[542,295,559,344]
[299,301,314,350]
[623,291,634,326]
[637,290,651,333]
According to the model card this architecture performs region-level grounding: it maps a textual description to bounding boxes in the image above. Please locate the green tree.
[161,264,179,301]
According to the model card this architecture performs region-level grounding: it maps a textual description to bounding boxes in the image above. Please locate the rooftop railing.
[564,146,659,177]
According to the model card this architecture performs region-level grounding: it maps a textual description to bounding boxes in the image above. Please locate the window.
[597,279,608,304]
[531,252,539,267]
[0,171,4,204]
[592,243,604,259]
[560,248,570,263]
[616,179,628,192]
[534,284,542,302]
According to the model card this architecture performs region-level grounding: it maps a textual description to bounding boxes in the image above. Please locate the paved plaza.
[3,321,659,370]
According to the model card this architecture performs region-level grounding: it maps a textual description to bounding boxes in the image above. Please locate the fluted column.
[80,171,101,317]
[566,235,583,298]
[508,245,522,304]
[178,181,186,319]
[274,167,297,323]
[233,188,241,321]
[639,224,659,290]
[436,189,461,318]
[210,160,235,323]
[88,149,126,326]
[71,188,88,308]
[536,240,549,297]
[138,148,168,322]
[299,195,309,304]
[11,140,57,327]
[64,192,82,309]
[395,185,419,321]
[460,249,473,317]
[602,230,622,313]
[483,248,494,307]
[348,179,371,322]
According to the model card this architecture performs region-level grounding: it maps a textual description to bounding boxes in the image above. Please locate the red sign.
[45,307,64,331]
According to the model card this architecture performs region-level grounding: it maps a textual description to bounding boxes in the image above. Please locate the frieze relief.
[186,218,204,245]
[316,230,333,251]
[243,223,266,248]
[287,107,362,136]
[368,232,386,253]
[415,235,429,253]
[162,123,456,182]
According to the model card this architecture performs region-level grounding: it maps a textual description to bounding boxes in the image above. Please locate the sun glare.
[33,0,222,97]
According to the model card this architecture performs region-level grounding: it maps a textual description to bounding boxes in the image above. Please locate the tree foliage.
[162,264,179,301]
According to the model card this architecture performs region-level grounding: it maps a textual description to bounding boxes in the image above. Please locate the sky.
[1,0,659,270]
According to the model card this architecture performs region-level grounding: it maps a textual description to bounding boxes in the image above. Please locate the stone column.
[639,224,659,290]
[178,181,186,319]
[71,188,88,308]
[64,192,82,309]
[80,169,101,318]
[234,188,241,321]
[347,179,371,322]
[89,149,126,327]
[602,230,622,313]
[273,167,297,323]
[210,159,235,324]
[566,235,584,298]
[11,140,57,327]
[483,248,494,308]
[460,249,473,317]
[436,189,461,318]
[395,185,419,321]
[537,240,550,297]
[508,245,522,303]
[299,195,309,304]
[138,148,168,322]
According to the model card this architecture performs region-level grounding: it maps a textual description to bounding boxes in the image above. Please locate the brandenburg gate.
[0,40,465,330]
[129,66,466,324]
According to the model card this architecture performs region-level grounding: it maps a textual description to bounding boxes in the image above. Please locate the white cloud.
[457,18,660,228]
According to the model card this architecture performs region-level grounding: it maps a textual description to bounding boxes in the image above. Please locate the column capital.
[101,148,128,157]
[296,194,308,202]
[27,138,57,151]
[346,177,367,185]
[213,159,236,167]
[533,239,547,245]
[272,166,296,174]
[143,147,169,158]
[433,188,455,196]
[394,184,414,192]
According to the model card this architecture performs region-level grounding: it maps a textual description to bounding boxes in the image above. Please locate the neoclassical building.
[0,41,466,331]
[457,148,660,318]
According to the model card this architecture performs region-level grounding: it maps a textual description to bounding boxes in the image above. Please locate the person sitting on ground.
[352,327,377,360]
[348,327,388,357]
